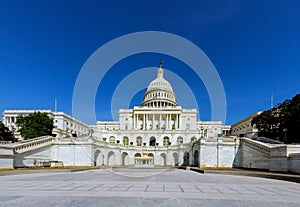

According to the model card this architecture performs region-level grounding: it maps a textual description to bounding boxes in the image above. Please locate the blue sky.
[1,0,300,125]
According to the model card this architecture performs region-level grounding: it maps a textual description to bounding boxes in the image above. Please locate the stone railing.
[0,141,12,145]
[12,136,53,153]
[93,138,182,150]
[242,137,272,154]
[251,136,283,144]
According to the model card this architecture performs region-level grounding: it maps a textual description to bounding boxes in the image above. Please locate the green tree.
[251,109,280,140]
[0,122,14,141]
[252,94,300,144]
[283,94,300,143]
[16,112,54,139]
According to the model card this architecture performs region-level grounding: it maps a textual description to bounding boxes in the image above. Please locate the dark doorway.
[183,152,190,166]
[193,150,199,166]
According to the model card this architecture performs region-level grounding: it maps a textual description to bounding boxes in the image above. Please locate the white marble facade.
[94,64,230,147]
[89,64,232,167]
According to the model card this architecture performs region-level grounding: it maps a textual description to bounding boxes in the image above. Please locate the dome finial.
[157,60,164,78]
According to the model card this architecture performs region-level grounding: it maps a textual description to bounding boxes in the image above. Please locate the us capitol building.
[90,63,232,167]
[95,63,230,146]
[0,63,235,168]
[2,63,300,173]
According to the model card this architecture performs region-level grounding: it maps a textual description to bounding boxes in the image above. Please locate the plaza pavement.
[0,167,299,207]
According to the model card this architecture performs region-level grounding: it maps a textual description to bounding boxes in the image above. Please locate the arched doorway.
[149,136,156,146]
[183,152,189,166]
[173,152,179,166]
[94,150,102,166]
[160,153,167,166]
[193,150,199,166]
[122,152,129,165]
[108,151,115,165]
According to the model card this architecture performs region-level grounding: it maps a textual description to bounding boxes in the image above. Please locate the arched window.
[134,153,141,157]
[148,153,154,157]
[109,136,115,145]
[163,136,170,146]
[177,137,183,144]
[149,136,156,146]
[191,137,197,142]
[123,136,129,146]
[136,136,142,146]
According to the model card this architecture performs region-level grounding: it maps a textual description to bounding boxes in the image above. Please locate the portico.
[133,108,181,130]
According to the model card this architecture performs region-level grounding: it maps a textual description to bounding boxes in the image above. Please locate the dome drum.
[141,63,178,108]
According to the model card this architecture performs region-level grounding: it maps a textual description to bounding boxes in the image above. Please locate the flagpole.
[271,94,273,109]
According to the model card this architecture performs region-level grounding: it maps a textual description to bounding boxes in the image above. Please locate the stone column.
[135,114,137,130]
[136,114,138,130]
[152,114,154,130]
[133,114,136,130]
[159,114,162,129]
[145,114,148,130]
[166,114,168,130]
[143,114,145,130]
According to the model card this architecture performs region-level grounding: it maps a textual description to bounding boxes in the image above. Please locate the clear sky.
[1,0,300,125]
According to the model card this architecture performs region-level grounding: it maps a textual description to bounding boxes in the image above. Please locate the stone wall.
[288,153,300,174]
[197,138,239,168]
[1,136,300,174]
[238,138,300,174]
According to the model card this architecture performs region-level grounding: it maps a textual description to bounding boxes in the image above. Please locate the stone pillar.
[169,114,172,129]
[143,114,145,130]
[152,114,154,130]
[133,114,136,130]
[166,114,169,130]
[145,114,149,129]
[159,114,162,129]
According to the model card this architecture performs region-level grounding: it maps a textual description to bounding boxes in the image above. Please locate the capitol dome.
[141,61,178,108]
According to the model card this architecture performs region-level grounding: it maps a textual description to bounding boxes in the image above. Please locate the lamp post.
[283,128,287,144]
[199,125,204,140]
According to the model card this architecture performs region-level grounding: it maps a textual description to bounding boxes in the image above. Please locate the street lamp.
[283,128,287,144]
[199,125,204,140]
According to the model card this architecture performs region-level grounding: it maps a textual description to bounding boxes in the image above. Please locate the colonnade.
[143,101,176,108]
[133,113,181,130]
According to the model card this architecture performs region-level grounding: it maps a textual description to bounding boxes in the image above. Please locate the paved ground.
[0,168,299,207]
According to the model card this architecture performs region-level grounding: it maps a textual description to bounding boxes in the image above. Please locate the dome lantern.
[141,61,178,108]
